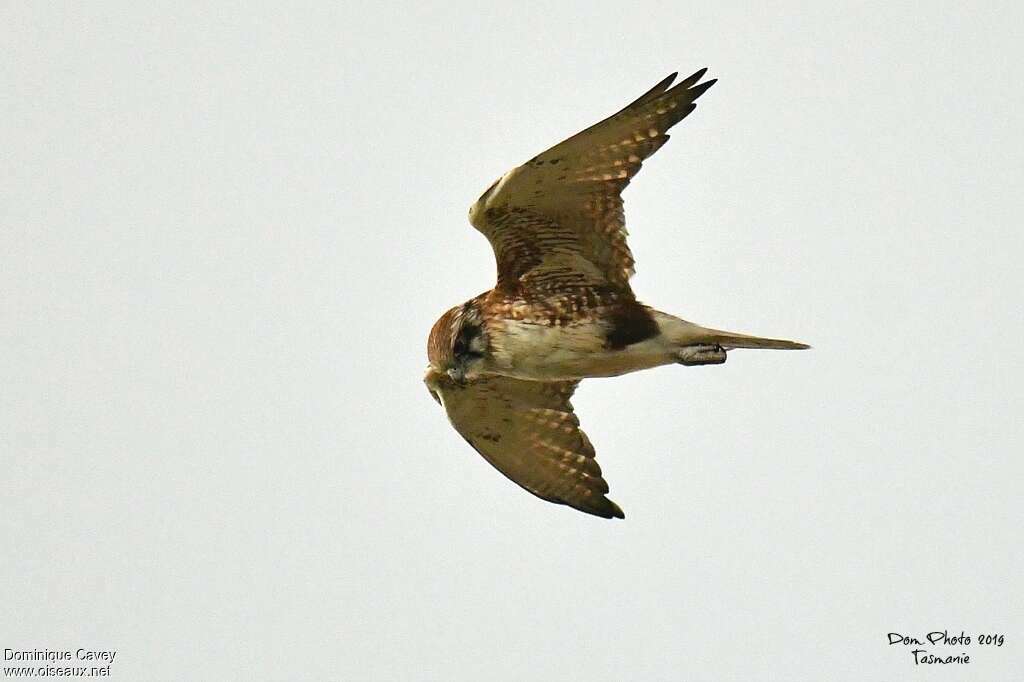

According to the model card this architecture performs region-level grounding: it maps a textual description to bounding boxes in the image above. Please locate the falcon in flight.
[425,69,808,519]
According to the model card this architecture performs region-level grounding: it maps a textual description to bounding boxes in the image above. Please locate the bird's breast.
[487,318,673,381]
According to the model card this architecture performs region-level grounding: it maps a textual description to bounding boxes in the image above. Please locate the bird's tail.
[697,328,810,351]
[653,310,810,351]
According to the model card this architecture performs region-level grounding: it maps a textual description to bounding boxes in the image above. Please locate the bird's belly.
[489,319,673,381]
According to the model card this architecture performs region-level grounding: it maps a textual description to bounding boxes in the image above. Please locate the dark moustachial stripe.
[605,302,658,350]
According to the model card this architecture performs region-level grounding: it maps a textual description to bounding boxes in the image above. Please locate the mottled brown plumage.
[424,371,622,519]
[426,69,809,519]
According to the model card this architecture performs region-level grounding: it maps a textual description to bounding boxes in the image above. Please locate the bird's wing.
[469,69,716,291]
[426,371,623,519]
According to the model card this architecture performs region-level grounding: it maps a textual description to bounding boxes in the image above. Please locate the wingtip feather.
[593,497,625,519]
[679,67,709,88]
[687,78,717,100]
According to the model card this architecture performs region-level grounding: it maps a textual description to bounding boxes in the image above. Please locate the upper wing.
[426,371,624,519]
[469,69,716,290]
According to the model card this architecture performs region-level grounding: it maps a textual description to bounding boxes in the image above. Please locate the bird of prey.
[424,69,808,519]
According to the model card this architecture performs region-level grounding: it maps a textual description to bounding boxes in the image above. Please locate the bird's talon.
[677,344,727,366]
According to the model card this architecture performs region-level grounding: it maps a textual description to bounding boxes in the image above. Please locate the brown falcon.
[424,69,808,519]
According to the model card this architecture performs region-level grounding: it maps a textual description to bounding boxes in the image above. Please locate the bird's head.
[427,300,489,385]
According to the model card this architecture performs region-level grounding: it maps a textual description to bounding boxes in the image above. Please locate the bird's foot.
[676,344,726,366]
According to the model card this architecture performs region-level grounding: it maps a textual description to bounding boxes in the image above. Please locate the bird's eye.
[454,326,484,359]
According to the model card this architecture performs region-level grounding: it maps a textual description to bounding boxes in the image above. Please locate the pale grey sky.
[3,2,1022,680]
